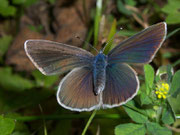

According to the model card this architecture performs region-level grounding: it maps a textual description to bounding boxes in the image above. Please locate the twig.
[125,5,149,28]
[165,124,180,133]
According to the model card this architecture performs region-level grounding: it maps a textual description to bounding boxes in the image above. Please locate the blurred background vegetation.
[0,0,180,135]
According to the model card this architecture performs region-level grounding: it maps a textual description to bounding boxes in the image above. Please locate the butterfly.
[24,22,167,112]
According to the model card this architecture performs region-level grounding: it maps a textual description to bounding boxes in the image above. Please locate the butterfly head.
[99,50,103,54]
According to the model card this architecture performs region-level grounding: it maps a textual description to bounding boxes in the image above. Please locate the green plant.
[115,64,180,135]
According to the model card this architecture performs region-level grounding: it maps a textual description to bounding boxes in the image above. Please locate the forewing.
[108,22,167,64]
[57,67,100,111]
[24,40,94,75]
[102,63,139,108]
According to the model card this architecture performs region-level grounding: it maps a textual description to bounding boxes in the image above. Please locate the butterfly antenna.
[75,36,99,53]
[102,27,123,52]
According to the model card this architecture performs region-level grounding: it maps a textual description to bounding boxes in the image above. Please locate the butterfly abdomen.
[93,52,107,95]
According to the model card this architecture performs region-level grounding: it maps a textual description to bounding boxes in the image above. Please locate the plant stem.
[7,113,123,122]
[39,105,47,135]
[94,0,102,47]
[166,28,180,39]
[156,106,163,123]
[83,27,93,50]
[176,114,180,119]
[81,110,97,135]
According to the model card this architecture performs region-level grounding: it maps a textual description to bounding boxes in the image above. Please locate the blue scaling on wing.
[25,40,94,75]
[57,67,100,112]
[107,22,167,64]
[102,63,139,108]
[93,52,107,95]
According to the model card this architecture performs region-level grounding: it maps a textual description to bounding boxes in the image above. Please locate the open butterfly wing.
[102,63,139,108]
[57,67,100,111]
[25,40,94,75]
[107,22,167,64]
